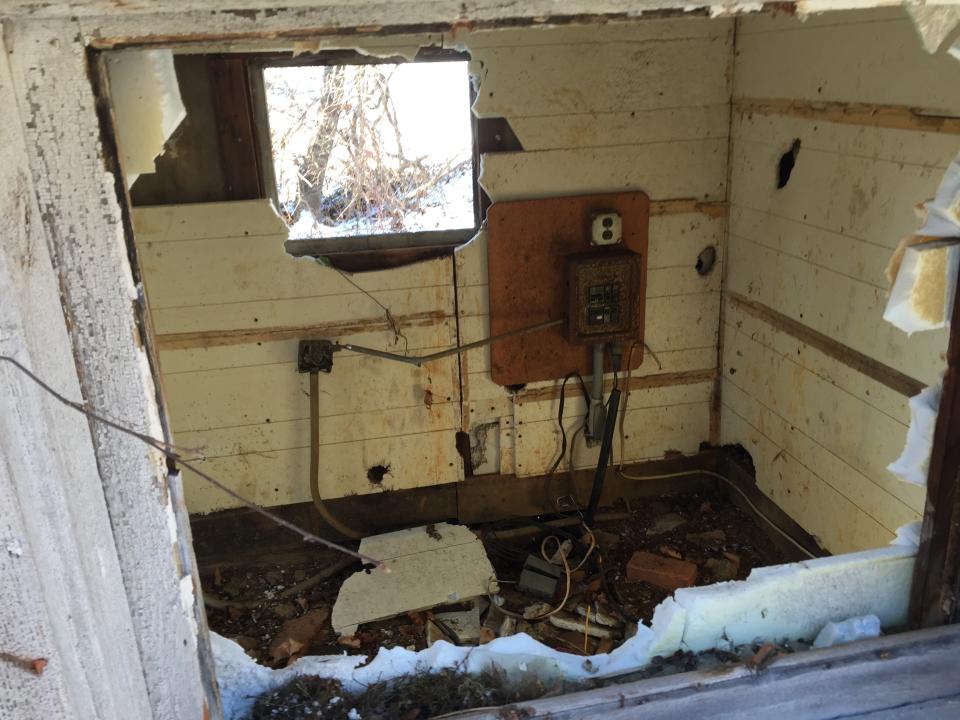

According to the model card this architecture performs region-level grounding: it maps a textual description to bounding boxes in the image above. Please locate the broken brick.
[626,551,697,591]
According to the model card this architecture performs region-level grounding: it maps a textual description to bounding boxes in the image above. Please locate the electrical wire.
[613,341,816,560]
[545,371,590,481]
[310,372,363,539]
[617,466,817,560]
[527,536,572,620]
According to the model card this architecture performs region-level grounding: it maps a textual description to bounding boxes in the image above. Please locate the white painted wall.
[722,7,960,553]
[129,17,730,513]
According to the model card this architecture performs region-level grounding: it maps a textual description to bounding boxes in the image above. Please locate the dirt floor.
[200,486,791,669]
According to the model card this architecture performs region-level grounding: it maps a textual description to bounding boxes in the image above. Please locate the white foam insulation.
[888,380,943,486]
[885,153,960,334]
[105,49,186,186]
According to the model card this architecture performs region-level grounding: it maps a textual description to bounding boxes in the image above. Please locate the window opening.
[262,59,476,246]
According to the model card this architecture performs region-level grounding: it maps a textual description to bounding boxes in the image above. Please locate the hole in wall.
[777,139,801,189]
[695,245,717,276]
[505,383,527,394]
[454,431,474,477]
[367,464,391,484]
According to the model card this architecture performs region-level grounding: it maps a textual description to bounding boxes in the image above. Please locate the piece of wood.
[486,191,650,385]
[735,97,960,135]
[458,622,960,720]
[625,550,698,589]
[481,140,728,203]
[453,15,729,49]
[155,310,453,351]
[509,105,729,152]
[735,10,960,115]
[726,229,947,388]
[471,34,730,118]
[208,56,263,200]
[515,368,716,408]
[728,292,924,399]
[911,262,960,628]
[7,22,210,719]
[0,33,156,719]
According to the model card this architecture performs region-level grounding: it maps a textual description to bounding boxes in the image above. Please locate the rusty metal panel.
[487,191,649,385]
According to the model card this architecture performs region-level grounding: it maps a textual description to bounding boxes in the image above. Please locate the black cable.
[545,371,590,480]
[600,560,638,625]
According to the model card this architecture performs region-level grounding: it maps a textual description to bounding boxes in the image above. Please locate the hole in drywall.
[695,245,717,276]
[367,464,391,484]
[505,383,527,394]
[777,139,801,189]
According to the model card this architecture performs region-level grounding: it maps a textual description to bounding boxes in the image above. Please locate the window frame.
[248,47,482,261]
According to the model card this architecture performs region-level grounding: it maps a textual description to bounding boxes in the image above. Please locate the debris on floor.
[207,516,919,719]
[201,487,794,668]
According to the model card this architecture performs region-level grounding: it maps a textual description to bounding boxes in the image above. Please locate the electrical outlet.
[591,211,622,246]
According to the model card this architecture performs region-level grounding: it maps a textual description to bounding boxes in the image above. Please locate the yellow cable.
[616,466,816,559]
[310,372,363,539]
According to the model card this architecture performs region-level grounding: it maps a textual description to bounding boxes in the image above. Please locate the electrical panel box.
[567,249,643,345]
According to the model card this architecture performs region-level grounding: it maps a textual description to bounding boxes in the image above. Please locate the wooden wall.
[721,8,960,554]
[132,16,731,514]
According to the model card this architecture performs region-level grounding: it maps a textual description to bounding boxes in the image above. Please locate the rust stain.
[155,310,449,351]
[517,368,718,405]
[735,97,960,136]
[650,198,728,218]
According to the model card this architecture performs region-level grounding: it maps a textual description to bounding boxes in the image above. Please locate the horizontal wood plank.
[472,35,731,118]
[734,10,960,114]
[481,139,728,202]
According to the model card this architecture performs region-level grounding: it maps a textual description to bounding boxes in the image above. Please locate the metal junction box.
[566,248,643,346]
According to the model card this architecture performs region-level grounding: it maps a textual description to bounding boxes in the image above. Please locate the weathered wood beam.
[728,292,925,398]
[457,624,960,720]
[910,263,960,628]
[208,56,264,201]
[5,18,212,719]
[735,97,960,135]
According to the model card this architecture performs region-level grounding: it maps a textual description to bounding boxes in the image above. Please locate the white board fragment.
[332,523,497,635]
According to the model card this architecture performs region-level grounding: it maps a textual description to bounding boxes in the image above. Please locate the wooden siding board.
[734,11,960,114]
[720,405,894,554]
[481,139,729,202]
[472,35,731,118]
[722,317,923,513]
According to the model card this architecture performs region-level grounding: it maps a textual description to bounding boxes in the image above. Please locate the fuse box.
[566,249,643,345]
